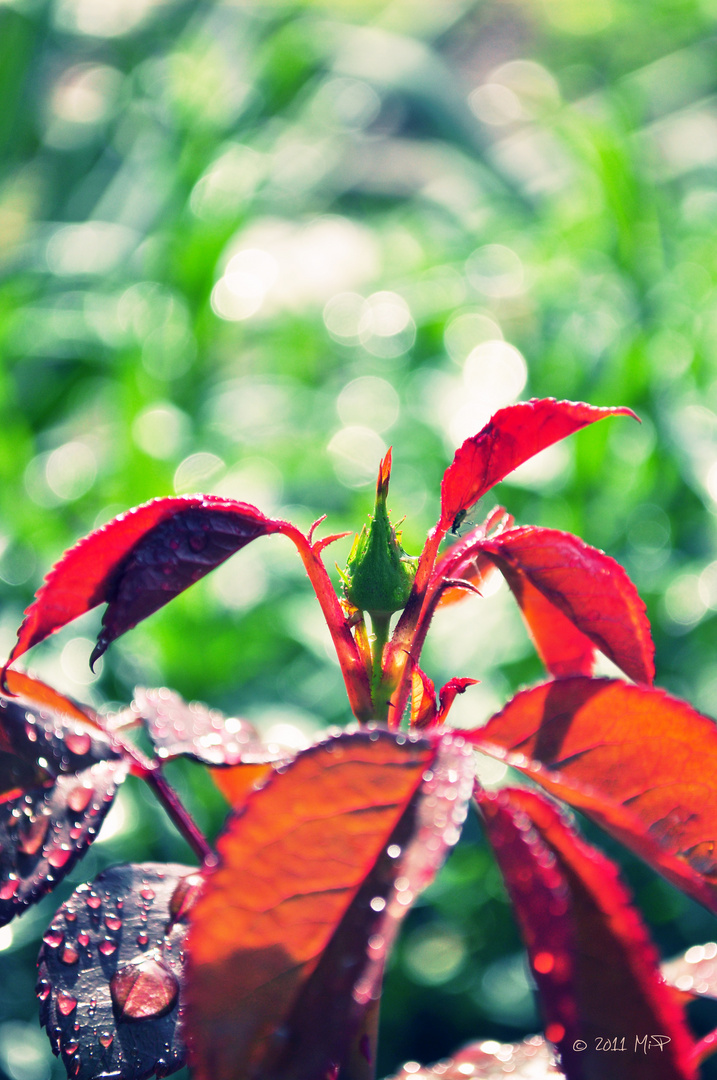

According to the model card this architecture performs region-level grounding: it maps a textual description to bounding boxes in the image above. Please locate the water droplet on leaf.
[43,927,64,949]
[67,784,94,813]
[110,958,179,1021]
[57,991,77,1016]
[99,938,117,956]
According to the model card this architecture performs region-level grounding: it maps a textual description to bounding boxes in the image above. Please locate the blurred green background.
[2,0,717,1076]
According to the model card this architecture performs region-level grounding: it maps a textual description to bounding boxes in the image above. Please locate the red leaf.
[384,1036,561,1078]
[476,787,696,1080]
[3,496,284,677]
[439,400,635,531]
[479,527,654,683]
[470,678,717,912]
[184,729,475,1080]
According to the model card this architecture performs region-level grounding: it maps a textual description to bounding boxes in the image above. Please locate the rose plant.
[1,398,717,1080]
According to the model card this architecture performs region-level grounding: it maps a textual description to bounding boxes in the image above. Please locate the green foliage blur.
[2,0,717,1076]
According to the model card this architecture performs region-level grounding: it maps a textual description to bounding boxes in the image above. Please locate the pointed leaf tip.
[440,399,636,531]
[5,496,284,673]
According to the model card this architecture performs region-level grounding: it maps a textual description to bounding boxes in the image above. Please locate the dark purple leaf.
[0,695,128,926]
[37,862,199,1080]
[131,687,288,767]
[3,496,284,678]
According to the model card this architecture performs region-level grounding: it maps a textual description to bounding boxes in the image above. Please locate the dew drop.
[67,784,94,813]
[0,878,20,901]
[43,927,64,949]
[18,815,50,856]
[48,846,72,869]
[110,958,179,1021]
[105,914,122,931]
[61,944,80,965]
[99,1032,114,1049]
[64,907,77,923]
[57,991,77,1016]
[139,885,155,902]
[169,873,203,922]
[64,1039,79,1055]
[37,979,51,1002]
[86,892,102,910]
[65,731,92,756]
[99,938,117,956]
[78,931,90,948]
[136,932,149,948]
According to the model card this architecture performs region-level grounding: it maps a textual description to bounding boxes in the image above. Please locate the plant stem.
[369,612,393,724]
[145,767,217,865]
[115,733,216,865]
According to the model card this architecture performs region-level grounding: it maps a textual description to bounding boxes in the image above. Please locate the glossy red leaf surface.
[476,787,696,1080]
[479,527,654,683]
[0,693,128,925]
[439,400,635,531]
[384,1036,561,1079]
[38,863,195,1080]
[184,728,475,1080]
[470,678,717,912]
[3,496,283,677]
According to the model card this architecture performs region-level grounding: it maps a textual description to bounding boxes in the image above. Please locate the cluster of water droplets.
[391,1035,558,1078]
[130,685,287,768]
[0,699,128,924]
[351,732,475,1009]
[36,863,195,1079]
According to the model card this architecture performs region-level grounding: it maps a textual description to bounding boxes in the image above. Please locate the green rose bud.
[343,449,417,618]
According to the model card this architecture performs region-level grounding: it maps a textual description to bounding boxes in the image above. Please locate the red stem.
[278,521,373,721]
[116,734,215,865]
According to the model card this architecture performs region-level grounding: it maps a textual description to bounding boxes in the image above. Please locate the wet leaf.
[662,942,717,1001]
[38,862,198,1080]
[3,496,284,678]
[439,399,635,531]
[470,678,717,913]
[131,687,288,767]
[476,787,696,1080]
[184,728,475,1080]
[0,694,128,926]
[478,527,654,683]
[383,1036,561,1079]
